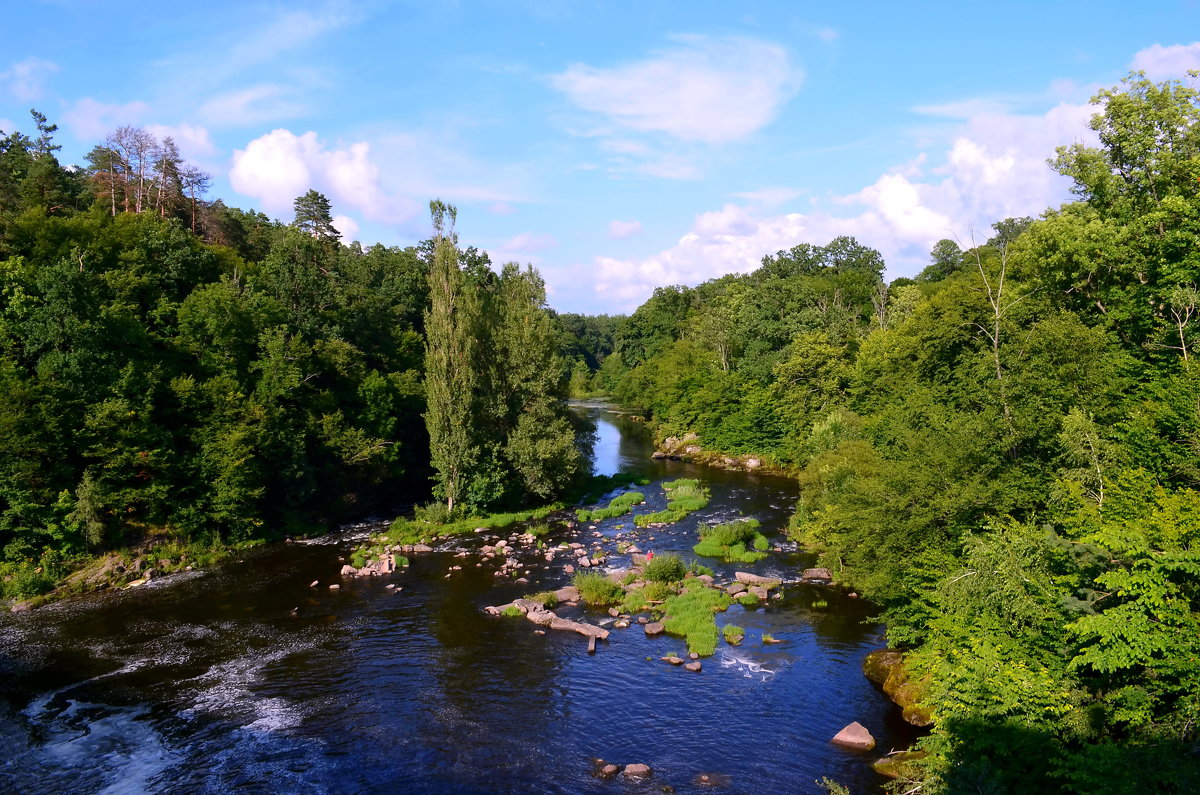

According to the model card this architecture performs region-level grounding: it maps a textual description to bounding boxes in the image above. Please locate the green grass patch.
[525,591,559,608]
[693,519,769,563]
[575,472,653,505]
[738,592,760,607]
[576,490,645,522]
[573,571,623,606]
[634,478,710,527]
[620,580,676,613]
[660,581,732,656]
[385,503,559,545]
[501,605,524,617]
[723,624,745,645]
[643,553,688,583]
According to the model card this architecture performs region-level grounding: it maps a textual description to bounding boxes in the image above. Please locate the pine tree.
[292,189,339,241]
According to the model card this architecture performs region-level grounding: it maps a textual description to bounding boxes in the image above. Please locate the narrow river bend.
[0,404,915,794]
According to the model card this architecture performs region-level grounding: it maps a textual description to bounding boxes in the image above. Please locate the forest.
[570,73,1200,792]
[1,72,1198,792]
[0,113,576,599]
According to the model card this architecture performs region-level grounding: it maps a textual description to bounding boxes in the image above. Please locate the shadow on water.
[0,402,918,794]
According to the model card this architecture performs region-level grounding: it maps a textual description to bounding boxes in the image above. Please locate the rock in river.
[831,721,875,751]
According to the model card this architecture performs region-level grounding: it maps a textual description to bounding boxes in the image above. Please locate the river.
[0,404,917,794]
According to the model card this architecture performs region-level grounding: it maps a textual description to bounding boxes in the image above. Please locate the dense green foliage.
[0,115,576,599]
[564,74,1200,790]
[424,201,581,513]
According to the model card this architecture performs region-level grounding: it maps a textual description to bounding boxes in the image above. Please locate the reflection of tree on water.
[567,407,599,476]
[426,562,567,785]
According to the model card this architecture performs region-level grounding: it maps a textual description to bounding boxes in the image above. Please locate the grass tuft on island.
[385,502,561,545]
[576,490,645,522]
[722,624,745,645]
[634,479,710,527]
[661,579,732,656]
[573,571,624,606]
[693,519,769,563]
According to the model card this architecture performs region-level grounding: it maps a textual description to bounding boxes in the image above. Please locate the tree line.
[563,73,1200,793]
[0,113,578,599]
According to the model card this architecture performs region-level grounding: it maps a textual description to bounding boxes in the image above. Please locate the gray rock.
[685,661,702,672]
[735,571,781,588]
[623,763,652,778]
[644,622,665,636]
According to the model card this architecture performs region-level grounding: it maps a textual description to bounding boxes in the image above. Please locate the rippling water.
[0,406,917,794]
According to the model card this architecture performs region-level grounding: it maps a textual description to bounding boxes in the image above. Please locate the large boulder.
[644,622,665,636]
[735,571,781,588]
[554,585,580,603]
[831,721,875,751]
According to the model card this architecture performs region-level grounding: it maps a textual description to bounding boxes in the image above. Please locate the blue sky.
[2,1,1199,314]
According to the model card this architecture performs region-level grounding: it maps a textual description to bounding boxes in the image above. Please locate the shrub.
[574,571,623,606]
[643,553,687,583]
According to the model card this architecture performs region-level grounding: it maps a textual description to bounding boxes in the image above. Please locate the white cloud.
[63,98,151,140]
[581,98,1099,311]
[229,128,417,224]
[817,27,839,43]
[332,214,360,241]
[732,186,804,206]
[199,84,306,128]
[1,57,58,101]
[608,219,642,238]
[1130,42,1200,79]
[552,34,802,145]
[145,123,217,160]
[501,232,558,252]
[488,201,518,215]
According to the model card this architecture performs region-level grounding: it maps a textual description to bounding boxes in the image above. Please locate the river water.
[0,404,916,794]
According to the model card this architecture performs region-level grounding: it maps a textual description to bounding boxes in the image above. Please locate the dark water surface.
[0,405,916,794]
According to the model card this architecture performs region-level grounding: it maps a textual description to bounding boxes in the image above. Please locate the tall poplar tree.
[423,200,475,513]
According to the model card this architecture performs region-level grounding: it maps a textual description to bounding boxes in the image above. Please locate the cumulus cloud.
[229,128,418,224]
[63,98,151,140]
[1,57,58,101]
[581,98,1099,311]
[552,34,802,145]
[332,214,360,241]
[1130,42,1200,79]
[608,219,642,238]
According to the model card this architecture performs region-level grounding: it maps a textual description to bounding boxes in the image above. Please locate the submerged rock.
[831,721,875,751]
[684,661,701,672]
